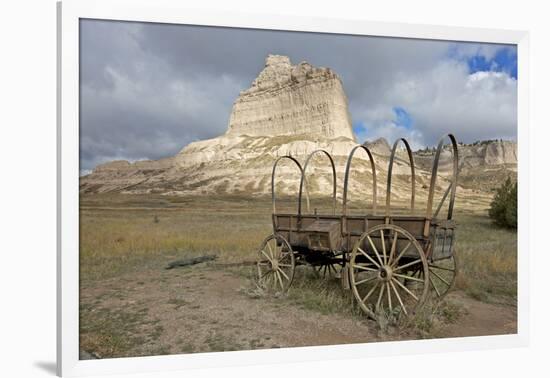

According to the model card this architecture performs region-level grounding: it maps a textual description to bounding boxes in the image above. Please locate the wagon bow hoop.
[271,155,309,214]
[342,145,377,216]
[426,133,459,220]
[385,138,416,218]
[298,149,337,217]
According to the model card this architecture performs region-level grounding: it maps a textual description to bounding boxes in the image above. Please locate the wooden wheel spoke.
[269,270,276,288]
[353,264,378,272]
[390,241,412,268]
[386,283,392,312]
[276,244,284,259]
[380,230,387,265]
[266,242,275,260]
[430,269,451,286]
[355,275,378,286]
[278,252,291,264]
[278,263,292,267]
[366,235,384,266]
[277,268,290,281]
[261,250,273,264]
[429,264,455,272]
[393,273,424,283]
[361,282,380,304]
[429,275,441,297]
[389,280,408,315]
[388,232,398,265]
[259,269,273,281]
[391,277,419,301]
[394,258,422,273]
[274,271,284,290]
[375,283,385,312]
[358,247,381,268]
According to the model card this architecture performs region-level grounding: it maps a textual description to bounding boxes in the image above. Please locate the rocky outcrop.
[81,54,364,196]
[79,157,174,194]
[226,55,355,140]
[364,138,392,156]
[461,140,517,168]
[80,54,514,203]
[413,139,517,173]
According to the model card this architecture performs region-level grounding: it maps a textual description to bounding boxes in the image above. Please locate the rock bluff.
[226,55,355,140]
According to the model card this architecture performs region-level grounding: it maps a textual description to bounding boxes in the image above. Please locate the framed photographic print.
[57,0,529,376]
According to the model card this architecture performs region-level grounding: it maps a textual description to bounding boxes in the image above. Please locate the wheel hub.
[379,265,393,282]
[271,259,279,271]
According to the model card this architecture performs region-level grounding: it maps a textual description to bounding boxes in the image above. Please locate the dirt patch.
[439,292,517,337]
[80,264,517,359]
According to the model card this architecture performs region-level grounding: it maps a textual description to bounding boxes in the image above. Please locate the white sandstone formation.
[226,55,355,140]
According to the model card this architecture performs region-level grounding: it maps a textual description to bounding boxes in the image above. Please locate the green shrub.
[488,177,517,229]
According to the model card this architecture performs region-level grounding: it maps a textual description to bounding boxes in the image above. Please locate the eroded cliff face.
[226,55,355,140]
[413,140,518,173]
[80,54,514,209]
[81,54,360,196]
[462,140,517,167]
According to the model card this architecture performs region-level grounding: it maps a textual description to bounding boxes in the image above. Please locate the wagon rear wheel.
[256,234,295,293]
[425,253,458,300]
[349,224,429,321]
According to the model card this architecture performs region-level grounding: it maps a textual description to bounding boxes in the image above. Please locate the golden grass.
[453,212,517,303]
[79,195,274,282]
[80,194,517,304]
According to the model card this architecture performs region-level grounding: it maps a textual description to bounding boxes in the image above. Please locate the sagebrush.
[488,177,517,229]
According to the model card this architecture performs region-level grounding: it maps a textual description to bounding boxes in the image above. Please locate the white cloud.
[356,59,517,147]
[356,121,425,151]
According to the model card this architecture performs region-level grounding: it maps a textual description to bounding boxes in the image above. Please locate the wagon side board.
[272,213,456,261]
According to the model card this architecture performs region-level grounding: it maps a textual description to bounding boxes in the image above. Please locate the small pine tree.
[488,177,517,229]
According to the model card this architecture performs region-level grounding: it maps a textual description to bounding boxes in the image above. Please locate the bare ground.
[79,263,517,359]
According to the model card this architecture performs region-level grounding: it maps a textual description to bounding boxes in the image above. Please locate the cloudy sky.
[80,19,517,174]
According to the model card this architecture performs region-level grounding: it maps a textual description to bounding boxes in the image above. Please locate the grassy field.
[80,194,517,304]
[79,193,517,357]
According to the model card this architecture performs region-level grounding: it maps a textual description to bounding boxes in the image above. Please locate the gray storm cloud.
[79,19,517,173]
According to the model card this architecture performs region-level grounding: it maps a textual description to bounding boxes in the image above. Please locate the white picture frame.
[57,0,530,376]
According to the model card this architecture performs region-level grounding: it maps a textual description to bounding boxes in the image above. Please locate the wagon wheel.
[256,234,295,293]
[313,258,343,279]
[421,253,458,300]
[349,224,429,321]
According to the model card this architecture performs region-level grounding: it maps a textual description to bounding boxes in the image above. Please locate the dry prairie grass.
[79,194,516,355]
[80,194,517,306]
[79,195,275,282]
[453,213,517,304]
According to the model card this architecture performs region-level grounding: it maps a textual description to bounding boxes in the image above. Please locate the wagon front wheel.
[256,234,295,293]
[350,224,429,321]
